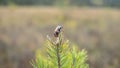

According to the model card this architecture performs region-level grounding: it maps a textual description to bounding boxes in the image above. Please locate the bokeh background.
[0,0,120,68]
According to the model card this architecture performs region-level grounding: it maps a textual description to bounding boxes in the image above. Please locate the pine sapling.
[31,25,89,68]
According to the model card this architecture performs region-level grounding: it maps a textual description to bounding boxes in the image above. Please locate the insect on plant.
[31,25,89,68]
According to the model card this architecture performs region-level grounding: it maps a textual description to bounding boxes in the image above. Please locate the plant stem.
[56,44,60,68]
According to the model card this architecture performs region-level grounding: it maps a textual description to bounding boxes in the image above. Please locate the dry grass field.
[0,7,120,68]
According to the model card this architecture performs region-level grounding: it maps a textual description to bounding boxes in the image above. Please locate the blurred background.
[0,0,120,68]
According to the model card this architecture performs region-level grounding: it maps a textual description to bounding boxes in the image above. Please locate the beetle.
[54,25,63,37]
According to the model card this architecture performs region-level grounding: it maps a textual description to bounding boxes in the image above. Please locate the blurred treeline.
[0,0,120,8]
[0,0,120,68]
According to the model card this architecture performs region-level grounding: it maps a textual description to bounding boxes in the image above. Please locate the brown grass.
[0,7,120,68]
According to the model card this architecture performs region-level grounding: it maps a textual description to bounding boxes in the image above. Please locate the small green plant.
[31,26,89,68]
